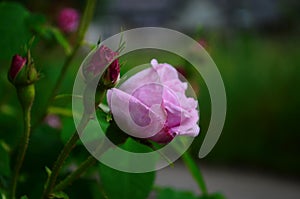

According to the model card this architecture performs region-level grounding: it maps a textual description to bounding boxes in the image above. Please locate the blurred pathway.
[155,163,300,199]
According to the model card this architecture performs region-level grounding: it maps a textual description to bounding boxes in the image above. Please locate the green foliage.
[60,117,77,145]
[197,34,300,173]
[0,141,10,177]
[104,119,128,146]
[98,138,155,199]
[181,152,207,195]
[0,1,71,62]
[156,188,226,199]
[96,108,111,134]
[0,2,31,60]
[50,191,69,199]
[35,27,72,55]
[157,188,198,199]
[2,0,299,198]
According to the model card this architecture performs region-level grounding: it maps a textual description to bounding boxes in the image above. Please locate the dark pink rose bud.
[82,45,120,114]
[57,8,79,33]
[103,58,120,86]
[9,55,27,81]
[176,66,187,77]
[8,50,38,111]
[8,53,38,86]
[83,45,120,87]
[8,53,37,111]
[198,39,208,49]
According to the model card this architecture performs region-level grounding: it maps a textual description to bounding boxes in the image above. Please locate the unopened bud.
[57,8,80,33]
[8,55,27,83]
[82,45,120,88]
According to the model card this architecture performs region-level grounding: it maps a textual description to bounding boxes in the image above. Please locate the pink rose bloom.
[107,59,199,143]
[57,8,79,33]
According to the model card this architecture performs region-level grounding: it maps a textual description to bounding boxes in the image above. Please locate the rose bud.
[8,52,38,110]
[198,39,208,49]
[82,45,120,87]
[8,55,27,82]
[57,8,79,33]
[82,45,120,114]
[102,58,120,87]
[107,59,199,144]
[8,53,38,86]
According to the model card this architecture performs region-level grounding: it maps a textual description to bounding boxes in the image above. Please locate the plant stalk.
[10,96,33,199]
[53,136,108,192]
[182,152,208,195]
[42,113,90,199]
[53,156,97,192]
[34,0,97,128]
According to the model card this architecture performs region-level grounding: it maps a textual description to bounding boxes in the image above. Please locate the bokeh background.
[0,0,300,198]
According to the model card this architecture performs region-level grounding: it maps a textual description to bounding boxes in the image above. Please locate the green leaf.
[53,94,82,102]
[50,191,69,199]
[90,181,107,199]
[0,140,10,176]
[0,190,7,199]
[45,166,52,177]
[157,188,198,199]
[98,138,155,199]
[25,12,72,55]
[0,2,31,61]
[95,108,111,134]
[49,27,72,55]
[181,152,208,195]
[103,120,128,146]
[25,13,46,32]
[37,26,71,54]
[44,166,52,189]
[20,195,28,199]
[48,106,73,117]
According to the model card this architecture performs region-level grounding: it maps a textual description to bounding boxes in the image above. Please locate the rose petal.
[107,88,166,138]
[149,128,176,143]
[107,59,200,143]
[164,79,188,93]
[131,83,164,107]
[151,59,179,82]
[171,108,199,137]
[119,67,160,94]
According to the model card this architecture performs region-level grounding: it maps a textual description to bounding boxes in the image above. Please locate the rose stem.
[43,84,106,198]
[182,152,208,196]
[53,136,109,192]
[34,0,97,128]
[54,156,97,192]
[10,89,34,199]
[42,113,90,199]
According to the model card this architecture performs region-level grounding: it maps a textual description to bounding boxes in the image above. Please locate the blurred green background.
[0,0,299,190]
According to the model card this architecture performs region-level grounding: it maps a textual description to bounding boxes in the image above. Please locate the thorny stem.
[10,89,34,199]
[34,0,97,128]
[53,156,97,192]
[53,137,107,192]
[42,113,90,199]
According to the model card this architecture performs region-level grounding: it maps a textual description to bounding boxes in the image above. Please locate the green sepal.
[16,84,35,110]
